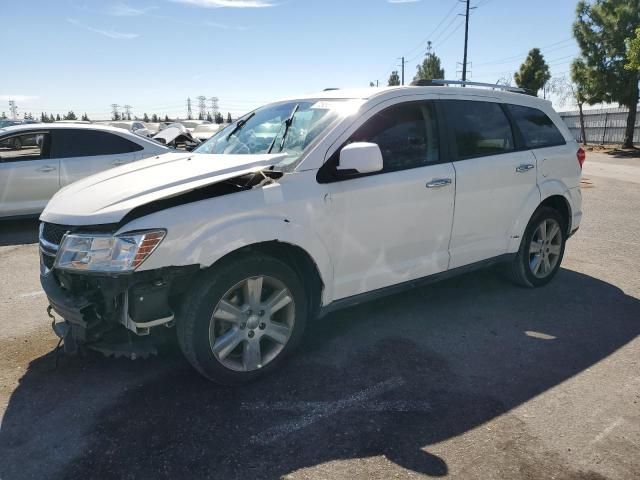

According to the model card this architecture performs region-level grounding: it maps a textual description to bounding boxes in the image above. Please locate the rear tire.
[506,207,566,288]
[177,253,308,385]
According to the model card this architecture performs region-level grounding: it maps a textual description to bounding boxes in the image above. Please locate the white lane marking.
[19,291,45,299]
[591,417,625,445]
[243,377,406,445]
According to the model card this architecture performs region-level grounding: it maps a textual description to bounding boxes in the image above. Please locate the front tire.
[507,207,566,288]
[177,253,308,384]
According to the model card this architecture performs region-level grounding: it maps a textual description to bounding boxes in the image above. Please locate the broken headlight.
[54,230,166,272]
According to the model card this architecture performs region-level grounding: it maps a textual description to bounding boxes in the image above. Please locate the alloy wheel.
[528,218,562,279]
[208,275,295,372]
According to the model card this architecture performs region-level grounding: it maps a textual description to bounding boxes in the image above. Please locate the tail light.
[577,147,586,168]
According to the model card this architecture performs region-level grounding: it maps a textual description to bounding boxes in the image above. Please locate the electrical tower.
[8,100,18,120]
[123,104,132,121]
[209,97,219,118]
[186,97,193,120]
[196,96,207,119]
[111,104,120,120]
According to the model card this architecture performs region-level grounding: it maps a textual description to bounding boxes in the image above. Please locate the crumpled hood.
[40,152,286,225]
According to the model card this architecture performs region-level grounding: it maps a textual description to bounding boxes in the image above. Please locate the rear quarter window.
[506,104,566,149]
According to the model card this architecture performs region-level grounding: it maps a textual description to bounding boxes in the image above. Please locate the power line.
[402,0,459,58]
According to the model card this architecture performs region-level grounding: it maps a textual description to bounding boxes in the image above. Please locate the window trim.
[317,100,444,184]
[504,103,567,151]
[440,99,518,162]
[0,130,51,163]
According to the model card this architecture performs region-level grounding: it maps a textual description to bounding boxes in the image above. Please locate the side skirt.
[317,253,516,318]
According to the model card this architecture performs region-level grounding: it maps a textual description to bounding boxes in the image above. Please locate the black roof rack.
[410,79,526,93]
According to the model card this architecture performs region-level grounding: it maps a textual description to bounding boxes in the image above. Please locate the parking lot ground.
[0,152,638,480]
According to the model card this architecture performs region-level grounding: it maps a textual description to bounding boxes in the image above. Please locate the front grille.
[41,222,70,246]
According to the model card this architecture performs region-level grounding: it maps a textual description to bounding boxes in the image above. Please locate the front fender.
[132,212,335,304]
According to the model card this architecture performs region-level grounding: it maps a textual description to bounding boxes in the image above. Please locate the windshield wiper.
[268,104,299,154]
[226,112,256,141]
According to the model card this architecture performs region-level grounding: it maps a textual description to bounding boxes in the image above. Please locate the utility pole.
[8,100,18,120]
[398,57,406,86]
[186,97,193,120]
[123,104,132,120]
[462,0,471,83]
[111,103,120,120]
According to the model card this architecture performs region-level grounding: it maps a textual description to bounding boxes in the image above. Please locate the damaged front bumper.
[40,262,198,357]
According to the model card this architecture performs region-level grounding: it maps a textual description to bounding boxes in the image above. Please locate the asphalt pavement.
[0,152,638,480]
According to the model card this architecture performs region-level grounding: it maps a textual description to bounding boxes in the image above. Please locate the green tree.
[573,0,640,148]
[56,114,61,121]
[206,113,213,122]
[625,26,640,71]
[49,113,56,122]
[164,115,170,122]
[214,112,224,124]
[0,112,6,119]
[514,48,551,96]
[414,49,445,82]
[81,112,90,121]
[40,112,47,122]
[151,114,159,123]
[388,70,400,86]
[63,111,77,120]
[143,113,150,122]
[227,112,232,123]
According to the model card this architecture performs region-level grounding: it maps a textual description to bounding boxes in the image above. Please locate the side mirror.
[338,142,383,174]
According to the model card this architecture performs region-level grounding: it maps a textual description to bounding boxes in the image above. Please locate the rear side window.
[443,100,514,159]
[51,129,143,158]
[506,104,566,149]
[350,101,439,171]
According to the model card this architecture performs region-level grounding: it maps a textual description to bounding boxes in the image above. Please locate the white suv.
[39,83,583,384]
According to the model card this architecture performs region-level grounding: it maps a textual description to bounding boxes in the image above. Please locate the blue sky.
[1,0,580,120]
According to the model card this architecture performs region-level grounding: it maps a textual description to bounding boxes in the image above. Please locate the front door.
[0,130,59,217]
[321,101,456,300]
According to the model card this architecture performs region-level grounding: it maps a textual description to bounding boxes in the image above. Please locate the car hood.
[40,152,286,225]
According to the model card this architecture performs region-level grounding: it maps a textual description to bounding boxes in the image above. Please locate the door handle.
[426,178,452,189]
[516,164,535,173]
[36,165,56,173]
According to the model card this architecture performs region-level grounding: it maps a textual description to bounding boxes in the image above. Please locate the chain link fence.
[559,106,640,145]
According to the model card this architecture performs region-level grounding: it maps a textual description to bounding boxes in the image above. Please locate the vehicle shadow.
[0,218,39,246]
[0,268,638,479]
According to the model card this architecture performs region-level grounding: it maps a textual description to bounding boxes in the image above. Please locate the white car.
[108,121,154,138]
[39,82,583,384]
[192,123,222,141]
[179,120,212,133]
[0,123,169,218]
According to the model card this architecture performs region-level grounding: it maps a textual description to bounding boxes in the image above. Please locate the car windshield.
[194,99,362,168]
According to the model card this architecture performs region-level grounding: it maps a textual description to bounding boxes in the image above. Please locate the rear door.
[51,129,144,186]
[0,130,59,217]
[320,100,456,300]
[441,99,539,269]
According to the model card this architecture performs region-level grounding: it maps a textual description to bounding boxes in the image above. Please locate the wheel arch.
[207,240,325,320]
